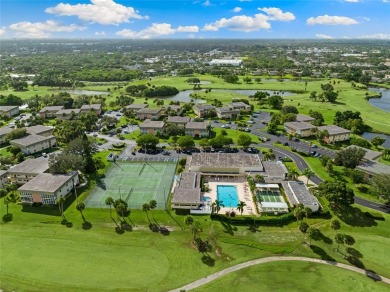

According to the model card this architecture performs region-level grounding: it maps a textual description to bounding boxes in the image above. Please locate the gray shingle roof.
[185,121,209,130]
[190,153,262,168]
[26,125,53,135]
[17,173,76,193]
[167,116,190,124]
[296,114,315,123]
[357,160,390,175]
[0,127,12,136]
[139,119,164,128]
[8,158,49,174]
[284,121,316,130]
[39,106,64,113]
[288,181,320,207]
[10,135,55,147]
[317,125,351,136]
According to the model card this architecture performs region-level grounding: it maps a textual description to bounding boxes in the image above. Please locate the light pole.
[163,185,167,210]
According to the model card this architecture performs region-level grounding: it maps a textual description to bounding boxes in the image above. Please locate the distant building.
[0,106,19,118]
[345,145,382,161]
[283,181,320,212]
[26,125,54,137]
[10,135,56,155]
[284,122,316,137]
[193,104,215,118]
[166,116,190,128]
[125,104,148,112]
[187,153,263,175]
[80,104,102,116]
[185,121,210,138]
[139,119,165,135]
[317,125,351,143]
[0,127,13,144]
[18,172,79,205]
[136,108,163,120]
[171,172,202,210]
[209,59,242,67]
[39,106,64,119]
[295,114,315,123]
[228,102,251,112]
[215,107,240,119]
[356,160,390,182]
[0,170,8,188]
[163,105,183,116]
[55,109,81,120]
[7,158,49,185]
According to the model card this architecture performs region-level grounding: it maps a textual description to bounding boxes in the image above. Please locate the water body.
[62,90,109,95]
[361,132,390,148]
[163,89,296,103]
[368,87,390,112]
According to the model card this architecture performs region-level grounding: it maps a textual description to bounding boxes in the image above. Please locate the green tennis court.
[85,161,177,209]
[257,191,282,203]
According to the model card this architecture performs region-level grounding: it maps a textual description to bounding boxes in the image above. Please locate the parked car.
[283,142,289,146]
[310,151,316,156]
[312,144,318,148]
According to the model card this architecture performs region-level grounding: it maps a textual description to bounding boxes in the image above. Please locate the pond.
[162,89,296,103]
[61,90,109,95]
[368,87,390,112]
[361,132,390,148]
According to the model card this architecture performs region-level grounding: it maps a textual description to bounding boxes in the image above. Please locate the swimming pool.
[217,185,239,208]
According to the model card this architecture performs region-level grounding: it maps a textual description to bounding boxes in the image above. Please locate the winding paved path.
[170,256,390,291]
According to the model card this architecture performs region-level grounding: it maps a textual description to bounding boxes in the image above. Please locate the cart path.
[170,256,390,291]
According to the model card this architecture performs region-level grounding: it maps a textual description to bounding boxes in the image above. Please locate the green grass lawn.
[192,260,390,292]
[1,194,390,291]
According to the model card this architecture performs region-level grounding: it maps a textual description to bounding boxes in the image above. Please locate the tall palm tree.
[76,202,86,221]
[105,197,114,217]
[56,196,66,220]
[4,196,11,215]
[149,199,157,219]
[212,199,224,214]
[236,201,247,217]
[142,203,151,222]
[303,168,315,185]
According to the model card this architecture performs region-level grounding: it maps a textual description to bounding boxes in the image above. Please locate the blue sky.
[0,0,389,39]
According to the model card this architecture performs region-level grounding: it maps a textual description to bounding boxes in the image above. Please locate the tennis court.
[257,190,282,203]
[85,161,177,210]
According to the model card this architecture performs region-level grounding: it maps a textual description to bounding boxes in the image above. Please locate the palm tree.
[142,203,151,222]
[105,197,114,217]
[149,199,157,219]
[56,196,66,220]
[185,215,194,226]
[212,199,224,214]
[4,195,13,214]
[293,204,304,222]
[288,169,299,180]
[236,201,247,217]
[76,202,86,221]
[303,168,315,185]
[303,207,312,220]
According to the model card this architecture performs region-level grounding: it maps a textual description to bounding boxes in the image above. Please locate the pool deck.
[205,181,257,215]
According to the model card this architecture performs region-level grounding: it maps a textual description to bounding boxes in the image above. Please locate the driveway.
[170,256,390,291]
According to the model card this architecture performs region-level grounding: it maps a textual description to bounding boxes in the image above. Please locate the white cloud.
[176,25,199,33]
[45,0,147,25]
[358,33,390,40]
[258,7,295,21]
[238,0,252,2]
[203,14,270,32]
[202,0,212,6]
[9,20,84,38]
[307,15,358,25]
[0,28,6,36]
[315,33,334,39]
[203,7,295,32]
[232,7,242,13]
[345,0,359,2]
[383,0,389,3]
[116,23,199,39]
[94,31,106,36]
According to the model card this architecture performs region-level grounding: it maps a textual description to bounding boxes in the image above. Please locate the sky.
[0,0,389,39]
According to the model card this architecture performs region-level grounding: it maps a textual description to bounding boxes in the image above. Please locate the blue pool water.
[217,185,239,208]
